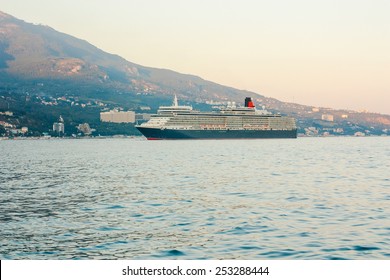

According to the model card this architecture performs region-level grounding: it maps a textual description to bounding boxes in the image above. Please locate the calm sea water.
[0,137,389,260]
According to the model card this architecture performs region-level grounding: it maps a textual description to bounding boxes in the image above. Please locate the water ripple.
[0,137,389,259]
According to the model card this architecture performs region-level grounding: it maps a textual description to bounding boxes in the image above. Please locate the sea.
[0,137,389,260]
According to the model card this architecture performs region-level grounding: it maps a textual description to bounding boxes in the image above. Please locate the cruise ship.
[136,96,297,140]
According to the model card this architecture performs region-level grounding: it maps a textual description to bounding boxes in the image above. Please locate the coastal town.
[1,90,389,139]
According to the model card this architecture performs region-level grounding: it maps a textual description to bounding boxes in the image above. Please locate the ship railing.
[242,124,271,130]
[166,126,194,130]
[199,124,227,130]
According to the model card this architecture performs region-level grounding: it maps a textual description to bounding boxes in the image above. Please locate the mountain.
[0,10,389,137]
[0,10,250,102]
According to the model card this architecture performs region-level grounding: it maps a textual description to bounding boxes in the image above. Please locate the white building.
[53,115,65,134]
[135,113,151,121]
[0,111,13,116]
[321,114,334,122]
[53,122,64,134]
[100,110,135,123]
[354,132,366,137]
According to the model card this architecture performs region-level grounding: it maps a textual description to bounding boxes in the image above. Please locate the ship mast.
[173,95,178,107]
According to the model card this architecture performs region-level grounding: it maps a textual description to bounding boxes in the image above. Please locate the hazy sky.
[2,0,390,114]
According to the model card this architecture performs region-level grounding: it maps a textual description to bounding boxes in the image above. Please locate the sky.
[2,0,390,114]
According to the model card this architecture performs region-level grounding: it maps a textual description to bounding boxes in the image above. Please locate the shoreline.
[1,135,388,141]
[0,135,144,141]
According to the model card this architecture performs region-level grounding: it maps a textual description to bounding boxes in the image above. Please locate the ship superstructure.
[136,96,297,139]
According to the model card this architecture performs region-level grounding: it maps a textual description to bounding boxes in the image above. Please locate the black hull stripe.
[136,127,297,139]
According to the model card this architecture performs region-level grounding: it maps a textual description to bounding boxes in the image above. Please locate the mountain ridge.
[0,10,252,102]
[1,10,389,137]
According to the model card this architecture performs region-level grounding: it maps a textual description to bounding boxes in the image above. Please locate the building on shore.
[135,113,151,122]
[321,114,334,122]
[100,110,135,123]
[53,115,65,134]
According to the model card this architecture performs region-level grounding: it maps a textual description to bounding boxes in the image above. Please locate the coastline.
[1,134,389,141]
